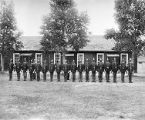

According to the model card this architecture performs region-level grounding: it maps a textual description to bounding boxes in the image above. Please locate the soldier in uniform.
[119,59,127,83]
[35,60,42,81]
[111,58,119,83]
[71,60,77,82]
[49,60,55,82]
[85,59,90,82]
[29,60,33,81]
[97,59,104,82]
[91,58,97,82]
[22,58,28,81]
[55,61,62,82]
[32,59,36,80]
[8,59,14,81]
[105,58,112,82]
[77,61,84,82]
[127,58,134,83]
[63,60,69,82]
[15,59,22,81]
[42,60,48,81]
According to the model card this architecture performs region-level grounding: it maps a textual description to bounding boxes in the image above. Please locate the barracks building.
[11,36,132,69]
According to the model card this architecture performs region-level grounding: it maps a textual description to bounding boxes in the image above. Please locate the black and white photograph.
[0,0,145,119]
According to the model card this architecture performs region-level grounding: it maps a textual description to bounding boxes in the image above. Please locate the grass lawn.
[0,72,145,120]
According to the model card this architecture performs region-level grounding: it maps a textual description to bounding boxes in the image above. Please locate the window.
[97,53,104,64]
[35,53,42,64]
[77,53,84,66]
[13,53,20,64]
[120,53,128,65]
[54,53,61,64]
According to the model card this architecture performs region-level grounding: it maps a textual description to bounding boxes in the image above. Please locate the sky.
[10,0,118,36]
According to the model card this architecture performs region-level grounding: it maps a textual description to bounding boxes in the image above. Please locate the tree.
[105,0,145,73]
[40,0,89,61]
[0,0,23,71]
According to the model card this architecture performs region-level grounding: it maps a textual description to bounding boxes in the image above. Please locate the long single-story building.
[12,36,132,67]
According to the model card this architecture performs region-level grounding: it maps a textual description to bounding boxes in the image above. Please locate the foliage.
[0,0,23,57]
[105,0,145,55]
[40,0,89,52]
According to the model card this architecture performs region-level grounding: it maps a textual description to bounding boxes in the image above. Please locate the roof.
[19,35,115,51]
[138,56,145,62]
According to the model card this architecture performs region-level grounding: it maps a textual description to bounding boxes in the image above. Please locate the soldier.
[55,61,62,82]
[32,59,36,80]
[127,58,134,83]
[119,59,127,83]
[91,58,97,82]
[111,58,119,83]
[22,58,28,81]
[85,59,90,82]
[15,59,22,81]
[63,60,69,82]
[8,59,14,81]
[105,58,112,82]
[35,60,42,81]
[97,59,104,82]
[71,60,77,82]
[49,60,55,82]
[77,61,84,82]
[42,60,48,81]
[29,60,33,81]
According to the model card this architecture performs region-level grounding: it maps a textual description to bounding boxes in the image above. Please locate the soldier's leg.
[29,72,32,81]
[17,72,20,81]
[92,72,95,82]
[37,72,40,81]
[50,72,53,82]
[72,73,75,82]
[57,72,60,82]
[9,72,12,81]
[121,73,125,83]
[129,73,133,83]
[43,73,46,81]
[107,72,110,82]
[113,72,117,83]
[64,72,67,82]
[79,72,82,82]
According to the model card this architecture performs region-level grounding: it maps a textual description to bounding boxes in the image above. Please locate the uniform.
[120,60,127,83]
[15,61,22,81]
[91,59,97,82]
[32,61,36,80]
[8,59,14,81]
[22,59,28,81]
[35,62,42,81]
[111,59,119,83]
[55,63,62,82]
[105,59,111,82]
[29,61,33,81]
[71,60,77,82]
[97,60,104,82]
[49,60,55,82]
[77,62,84,82]
[127,59,134,83]
[42,61,48,81]
[85,59,90,82]
[63,61,69,82]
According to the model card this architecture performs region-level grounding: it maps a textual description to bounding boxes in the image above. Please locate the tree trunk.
[1,54,4,71]
[133,51,137,73]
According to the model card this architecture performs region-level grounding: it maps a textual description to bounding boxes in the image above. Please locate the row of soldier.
[8,58,134,83]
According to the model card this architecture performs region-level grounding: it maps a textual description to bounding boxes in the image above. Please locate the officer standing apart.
[42,60,48,81]
[8,59,14,81]
[77,61,84,82]
[91,58,97,82]
[71,60,77,82]
[127,58,134,83]
[97,59,104,82]
[22,58,28,81]
[35,60,42,81]
[111,58,119,83]
[63,60,69,82]
[49,60,55,82]
[55,61,62,82]
[15,59,22,81]
[105,58,112,82]
[119,59,127,83]
[85,59,90,82]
